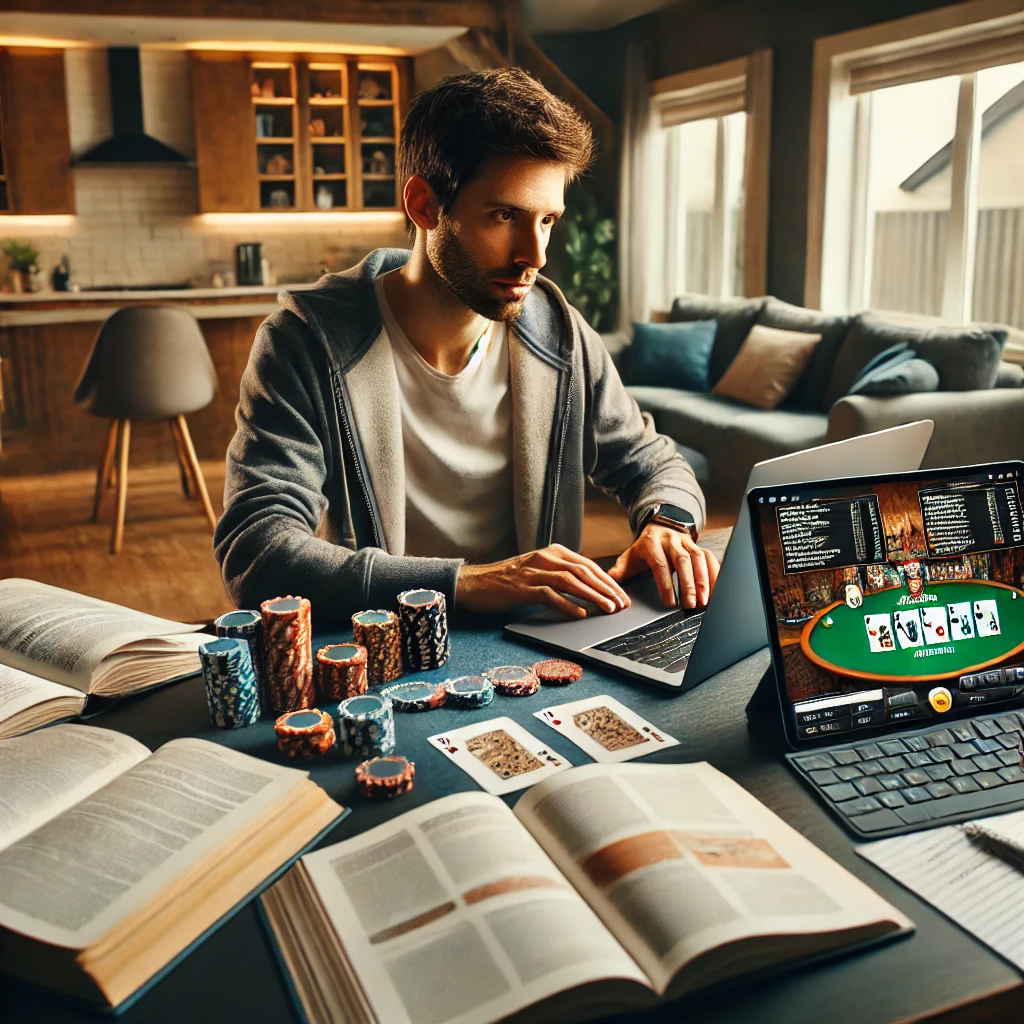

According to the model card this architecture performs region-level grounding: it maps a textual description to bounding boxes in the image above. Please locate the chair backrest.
[74,305,218,420]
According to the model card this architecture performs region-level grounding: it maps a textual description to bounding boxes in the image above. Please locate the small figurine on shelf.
[366,149,391,175]
[309,118,326,137]
[268,189,291,208]
[261,78,276,98]
[358,77,386,100]
[251,81,262,97]
[51,255,71,292]
[315,185,334,210]
[265,153,292,175]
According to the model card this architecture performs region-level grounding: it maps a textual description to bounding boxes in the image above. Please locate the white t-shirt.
[375,274,516,561]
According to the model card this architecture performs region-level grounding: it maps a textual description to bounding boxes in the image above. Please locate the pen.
[960,822,1024,873]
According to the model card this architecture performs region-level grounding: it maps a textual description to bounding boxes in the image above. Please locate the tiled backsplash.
[3,48,408,288]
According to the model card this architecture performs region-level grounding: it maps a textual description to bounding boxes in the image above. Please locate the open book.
[0,579,213,737]
[262,762,913,1024]
[0,724,345,1009]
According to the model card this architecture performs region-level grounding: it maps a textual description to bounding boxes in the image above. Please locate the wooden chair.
[74,306,218,554]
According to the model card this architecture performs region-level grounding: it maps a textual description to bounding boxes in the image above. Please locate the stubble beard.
[426,213,530,322]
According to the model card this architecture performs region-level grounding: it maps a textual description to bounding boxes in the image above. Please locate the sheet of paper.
[427,717,572,795]
[857,810,1024,971]
[533,695,679,764]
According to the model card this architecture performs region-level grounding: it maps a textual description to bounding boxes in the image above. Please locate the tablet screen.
[748,463,1024,747]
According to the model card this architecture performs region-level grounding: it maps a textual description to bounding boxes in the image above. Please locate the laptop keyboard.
[590,608,704,673]
[788,709,1024,839]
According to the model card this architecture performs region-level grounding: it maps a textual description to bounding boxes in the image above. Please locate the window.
[646,51,770,310]
[809,1,1024,329]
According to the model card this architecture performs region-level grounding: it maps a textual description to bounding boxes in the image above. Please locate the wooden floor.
[0,464,734,624]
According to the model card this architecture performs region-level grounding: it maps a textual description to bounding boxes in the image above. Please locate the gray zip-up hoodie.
[214,248,706,624]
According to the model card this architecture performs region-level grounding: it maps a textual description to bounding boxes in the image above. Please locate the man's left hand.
[608,524,720,609]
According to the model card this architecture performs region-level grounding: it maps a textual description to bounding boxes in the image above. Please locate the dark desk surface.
[3,614,1023,1024]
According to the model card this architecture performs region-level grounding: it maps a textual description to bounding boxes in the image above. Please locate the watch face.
[656,504,696,528]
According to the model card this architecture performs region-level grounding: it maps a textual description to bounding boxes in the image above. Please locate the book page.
[0,579,204,691]
[515,762,910,994]
[0,663,85,730]
[0,738,308,948]
[0,725,149,851]
[301,792,651,1024]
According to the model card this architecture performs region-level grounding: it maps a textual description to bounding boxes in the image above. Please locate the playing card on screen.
[893,609,924,649]
[974,600,1001,637]
[864,613,894,653]
[921,606,950,645]
[428,717,571,795]
[533,694,679,764]
[948,602,974,641]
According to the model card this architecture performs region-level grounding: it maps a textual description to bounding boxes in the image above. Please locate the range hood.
[74,47,192,166]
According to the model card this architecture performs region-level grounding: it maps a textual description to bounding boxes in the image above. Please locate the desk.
[3,620,1023,1022]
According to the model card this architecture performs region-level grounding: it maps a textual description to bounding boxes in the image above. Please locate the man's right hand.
[456,544,631,618]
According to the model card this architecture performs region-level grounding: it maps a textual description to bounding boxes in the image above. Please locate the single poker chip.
[487,665,540,697]
[380,680,447,712]
[533,659,584,685]
[355,755,415,799]
[444,674,494,709]
[274,708,336,759]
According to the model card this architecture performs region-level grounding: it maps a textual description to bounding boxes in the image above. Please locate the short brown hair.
[397,68,595,211]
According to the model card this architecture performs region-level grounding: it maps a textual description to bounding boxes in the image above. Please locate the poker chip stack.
[274,708,336,759]
[337,693,395,758]
[444,674,494,709]
[487,665,541,697]
[352,610,403,686]
[214,609,267,711]
[199,637,260,729]
[355,755,416,799]
[397,589,450,672]
[261,596,315,715]
[380,680,447,712]
[316,643,368,701]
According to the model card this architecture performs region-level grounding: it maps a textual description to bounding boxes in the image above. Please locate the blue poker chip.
[443,674,494,709]
[380,680,447,712]
[337,693,395,758]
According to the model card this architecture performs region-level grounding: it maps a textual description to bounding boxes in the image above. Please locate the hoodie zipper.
[332,369,383,549]
[547,369,572,545]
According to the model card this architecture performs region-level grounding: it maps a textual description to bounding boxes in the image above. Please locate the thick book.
[0,578,213,737]
[0,724,345,1009]
[261,761,913,1024]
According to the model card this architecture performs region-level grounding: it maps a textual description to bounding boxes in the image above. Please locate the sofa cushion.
[851,357,940,395]
[712,324,822,409]
[757,298,852,410]
[824,312,1005,406]
[626,319,717,391]
[669,293,766,387]
[995,360,1024,388]
[726,407,831,464]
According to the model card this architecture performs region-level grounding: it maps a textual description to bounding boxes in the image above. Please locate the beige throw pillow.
[712,324,822,409]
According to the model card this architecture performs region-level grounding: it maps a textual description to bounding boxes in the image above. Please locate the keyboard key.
[822,782,858,802]
[925,763,953,781]
[856,743,883,760]
[905,752,933,767]
[904,786,932,803]
[860,761,885,776]
[950,776,981,794]
[904,736,930,751]
[930,748,957,763]
[809,769,839,785]
[974,772,1005,789]
[832,749,862,765]
[879,755,908,772]
[920,780,1024,819]
[998,765,1024,783]
[925,781,955,799]
[973,738,1003,754]
[974,754,1003,772]
[998,733,1023,749]
[995,715,1022,733]
[877,774,904,790]
[951,725,976,741]
[878,791,907,808]
[795,753,836,771]
[975,719,1002,738]
[997,748,1021,766]
[901,769,930,787]
[895,805,931,825]
[952,759,980,775]
[854,777,884,796]
[927,730,956,747]
[950,743,977,758]
[834,765,864,780]
[879,739,909,756]
[852,808,904,833]
[839,796,882,817]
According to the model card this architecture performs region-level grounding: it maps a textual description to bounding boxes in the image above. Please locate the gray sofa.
[606,295,1024,509]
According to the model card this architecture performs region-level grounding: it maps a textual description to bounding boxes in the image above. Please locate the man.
[215,68,717,624]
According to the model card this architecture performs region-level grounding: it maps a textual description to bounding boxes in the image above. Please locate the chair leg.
[175,415,217,531]
[92,419,119,522]
[111,419,131,555]
[169,418,194,498]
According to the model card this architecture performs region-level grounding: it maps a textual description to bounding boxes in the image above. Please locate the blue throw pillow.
[626,319,717,391]
[848,341,940,396]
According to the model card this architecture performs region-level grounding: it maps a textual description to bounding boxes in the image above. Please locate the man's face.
[425,156,566,321]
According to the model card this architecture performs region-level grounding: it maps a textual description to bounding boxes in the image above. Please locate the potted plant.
[2,239,41,293]
[560,190,617,332]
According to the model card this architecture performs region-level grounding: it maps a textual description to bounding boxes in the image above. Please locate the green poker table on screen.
[802,579,1024,683]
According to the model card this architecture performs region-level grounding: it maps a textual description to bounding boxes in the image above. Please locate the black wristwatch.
[640,503,698,541]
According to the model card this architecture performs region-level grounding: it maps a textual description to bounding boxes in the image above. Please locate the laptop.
[747,460,1024,838]
[505,420,934,690]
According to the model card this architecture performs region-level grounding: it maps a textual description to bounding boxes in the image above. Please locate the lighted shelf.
[362,173,395,180]
[252,97,295,106]
[258,173,296,181]
[358,99,393,107]
[360,136,394,143]
[311,136,345,143]
[313,173,347,180]
[310,98,346,106]
[257,137,295,143]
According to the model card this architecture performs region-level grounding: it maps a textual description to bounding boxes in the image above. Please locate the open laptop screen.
[748,463,1024,749]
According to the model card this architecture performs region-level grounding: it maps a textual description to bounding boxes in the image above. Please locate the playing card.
[533,694,680,764]
[974,600,1001,637]
[893,609,924,649]
[428,717,571,795]
[863,613,895,653]
[948,602,975,641]
[921,606,950,645]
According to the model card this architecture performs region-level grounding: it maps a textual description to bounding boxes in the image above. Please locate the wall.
[1,47,407,289]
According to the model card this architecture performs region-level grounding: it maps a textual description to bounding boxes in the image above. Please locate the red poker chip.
[533,659,583,685]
